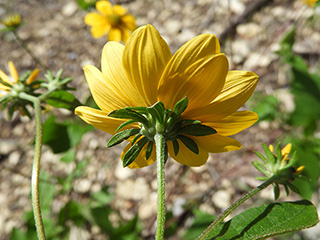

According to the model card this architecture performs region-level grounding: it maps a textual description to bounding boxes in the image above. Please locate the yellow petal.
[96,0,113,16]
[167,140,209,167]
[184,70,258,121]
[75,106,138,135]
[8,61,19,82]
[26,68,39,85]
[101,42,147,107]
[281,143,292,160]
[121,14,137,31]
[0,70,12,90]
[83,65,132,112]
[113,5,127,16]
[108,28,122,42]
[90,24,110,38]
[195,134,241,153]
[121,142,156,169]
[269,144,274,153]
[158,53,228,111]
[123,24,172,106]
[205,111,258,136]
[84,12,108,26]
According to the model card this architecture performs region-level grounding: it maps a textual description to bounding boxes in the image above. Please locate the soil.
[0,0,319,239]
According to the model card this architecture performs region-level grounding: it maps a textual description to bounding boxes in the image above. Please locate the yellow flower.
[0,61,39,97]
[302,0,319,7]
[75,24,259,168]
[1,13,21,29]
[84,0,136,43]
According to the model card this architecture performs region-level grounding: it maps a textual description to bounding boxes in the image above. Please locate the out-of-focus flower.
[0,61,39,117]
[302,0,319,7]
[1,14,22,31]
[253,143,304,199]
[75,24,259,168]
[85,0,136,42]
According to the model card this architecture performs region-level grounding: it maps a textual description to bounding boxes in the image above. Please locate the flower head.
[253,143,304,199]
[302,0,319,7]
[1,13,22,31]
[85,0,136,42]
[0,61,39,118]
[75,24,259,168]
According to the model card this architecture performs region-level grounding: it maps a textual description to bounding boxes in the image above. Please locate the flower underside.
[107,97,217,167]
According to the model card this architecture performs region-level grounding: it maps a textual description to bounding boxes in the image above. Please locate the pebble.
[212,190,232,209]
[115,177,150,200]
[138,192,157,219]
[74,179,92,193]
[62,2,78,17]
[8,151,21,166]
[237,23,263,39]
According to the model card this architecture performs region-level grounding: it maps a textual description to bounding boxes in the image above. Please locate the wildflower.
[253,143,304,199]
[1,13,21,31]
[84,0,136,42]
[302,0,319,7]
[75,24,259,168]
[0,61,39,117]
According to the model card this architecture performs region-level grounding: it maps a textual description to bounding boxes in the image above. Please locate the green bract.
[107,97,217,167]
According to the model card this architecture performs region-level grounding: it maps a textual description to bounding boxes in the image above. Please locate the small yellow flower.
[302,0,319,7]
[85,0,136,43]
[1,13,21,29]
[0,61,39,97]
[75,24,259,168]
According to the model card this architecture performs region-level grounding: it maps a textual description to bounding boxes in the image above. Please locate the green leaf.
[123,137,149,167]
[178,124,216,136]
[184,210,215,240]
[60,149,76,163]
[108,109,149,126]
[177,135,199,154]
[116,119,137,132]
[200,200,319,240]
[172,139,179,155]
[145,141,153,160]
[107,128,140,148]
[46,90,81,111]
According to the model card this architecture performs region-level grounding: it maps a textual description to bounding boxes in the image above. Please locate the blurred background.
[0,0,319,239]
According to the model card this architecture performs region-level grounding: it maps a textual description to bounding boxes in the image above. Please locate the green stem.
[13,31,47,69]
[19,92,46,240]
[155,133,166,240]
[197,176,277,240]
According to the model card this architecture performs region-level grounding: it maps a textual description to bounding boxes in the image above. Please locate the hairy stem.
[155,133,166,240]
[197,176,276,240]
[19,92,46,240]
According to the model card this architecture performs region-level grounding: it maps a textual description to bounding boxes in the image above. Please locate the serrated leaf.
[123,137,149,167]
[107,128,140,148]
[178,124,216,136]
[177,135,199,154]
[108,109,148,126]
[172,139,179,155]
[200,200,319,240]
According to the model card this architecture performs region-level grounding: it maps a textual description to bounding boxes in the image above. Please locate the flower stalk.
[155,133,166,240]
[197,176,277,240]
[18,92,46,240]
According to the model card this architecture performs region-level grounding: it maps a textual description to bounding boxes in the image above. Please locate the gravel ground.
[0,0,319,239]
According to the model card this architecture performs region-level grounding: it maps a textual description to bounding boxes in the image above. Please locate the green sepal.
[107,128,140,148]
[132,133,142,145]
[115,119,137,132]
[177,135,199,154]
[0,77,13,87]
[276,143,282,162]
[166,97,188,130]
[262,143,276,163]
[125,106,149,114]
[108,109,149,126]
[172,139,179,156]
[145,141,153,160]
[251,160,267,175]
[179,119,201,125]
[254,151,268,163]
[178,124,216,136]
[123,137,149,167]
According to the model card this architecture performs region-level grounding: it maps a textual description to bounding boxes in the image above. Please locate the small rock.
[74,179,92,193]
[114,161,133,180]
[138,192,157,219]
[62,2,78,17]
[116,177,150,200]
[237,23,263,39]
[8,151,21,165]
[212,190,232,209]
